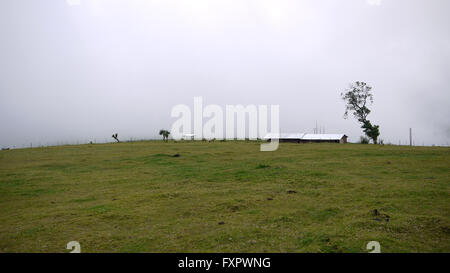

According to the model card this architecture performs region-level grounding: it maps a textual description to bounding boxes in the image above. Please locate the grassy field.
[0,141,449,253]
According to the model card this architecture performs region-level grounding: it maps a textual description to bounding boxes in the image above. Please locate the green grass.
[0,141,449,253]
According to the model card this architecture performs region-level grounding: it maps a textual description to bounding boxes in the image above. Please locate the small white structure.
[182,134,195,140]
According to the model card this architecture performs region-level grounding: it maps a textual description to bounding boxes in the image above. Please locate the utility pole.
[409,128,412,146]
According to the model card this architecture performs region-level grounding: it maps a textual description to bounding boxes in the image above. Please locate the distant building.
[264,133,348,144]
[182,134,195,140]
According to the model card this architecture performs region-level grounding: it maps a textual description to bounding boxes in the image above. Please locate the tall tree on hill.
[159,130,170,142]
[341,81,380,144]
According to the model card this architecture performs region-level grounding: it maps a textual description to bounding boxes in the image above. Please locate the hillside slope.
[0,141,449,252]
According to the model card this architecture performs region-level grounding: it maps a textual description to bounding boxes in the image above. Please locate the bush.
[359,136,370,144]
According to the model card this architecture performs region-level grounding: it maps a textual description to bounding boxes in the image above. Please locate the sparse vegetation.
[0,141,449,253]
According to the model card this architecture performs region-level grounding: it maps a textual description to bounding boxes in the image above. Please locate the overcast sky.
[1,0,449,147]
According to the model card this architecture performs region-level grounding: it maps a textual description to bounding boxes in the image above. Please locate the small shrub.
[359,136,370,144]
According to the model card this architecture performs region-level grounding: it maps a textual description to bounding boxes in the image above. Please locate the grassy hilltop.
[0,141,449,252]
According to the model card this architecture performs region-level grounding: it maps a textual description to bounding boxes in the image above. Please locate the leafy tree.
[341,81,380,144]
[362,120,380,145]
[112,133,120,143]
[159,130,170,142]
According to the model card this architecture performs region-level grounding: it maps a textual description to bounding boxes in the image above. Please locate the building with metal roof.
[263,133,348,144]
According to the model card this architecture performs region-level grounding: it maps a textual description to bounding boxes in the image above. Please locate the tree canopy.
[159,130,170,142]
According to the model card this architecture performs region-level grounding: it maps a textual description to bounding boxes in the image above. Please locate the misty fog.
[1,0,449,148]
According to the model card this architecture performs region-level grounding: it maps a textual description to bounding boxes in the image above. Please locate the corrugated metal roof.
[301,134,346,140]
[263,133,305,139]
[263,133,346,140]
